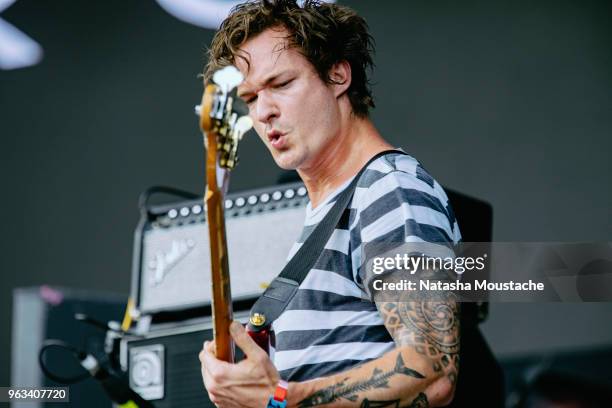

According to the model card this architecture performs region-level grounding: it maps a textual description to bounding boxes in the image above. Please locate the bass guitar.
[197,65,254,362]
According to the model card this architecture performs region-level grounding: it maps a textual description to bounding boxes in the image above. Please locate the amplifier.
[119,312,249,407]
[131,182,307,315]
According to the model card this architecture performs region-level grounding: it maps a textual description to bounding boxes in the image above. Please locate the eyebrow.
[237,70,297,98]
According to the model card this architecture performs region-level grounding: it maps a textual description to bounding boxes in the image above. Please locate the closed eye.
[275,78,293,89]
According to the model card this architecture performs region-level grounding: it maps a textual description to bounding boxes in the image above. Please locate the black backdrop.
[1,0,611,388]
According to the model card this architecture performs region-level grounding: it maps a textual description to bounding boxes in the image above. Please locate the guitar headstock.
[197,65,253,171]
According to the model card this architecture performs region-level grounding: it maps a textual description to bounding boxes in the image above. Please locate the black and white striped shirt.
[272,151,462,381]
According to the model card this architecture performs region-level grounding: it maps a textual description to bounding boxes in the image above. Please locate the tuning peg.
[233,116,253,141]
[212,66,244,93]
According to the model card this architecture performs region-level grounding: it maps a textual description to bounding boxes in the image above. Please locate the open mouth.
[267,130,286,148]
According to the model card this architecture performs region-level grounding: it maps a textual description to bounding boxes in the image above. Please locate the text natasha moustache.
[372,279,546,292]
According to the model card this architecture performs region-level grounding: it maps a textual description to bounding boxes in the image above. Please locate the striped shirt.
[272,151,462,381]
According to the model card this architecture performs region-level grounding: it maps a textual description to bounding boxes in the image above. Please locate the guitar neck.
[205,140,234,363]
[198,68,253,363]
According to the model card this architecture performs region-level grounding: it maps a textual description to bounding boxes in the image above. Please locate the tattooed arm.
[289,352,433,408]
[287,274,460,408]
[200,275,458,408]
[372,292,460,406]
[200,263,459,408]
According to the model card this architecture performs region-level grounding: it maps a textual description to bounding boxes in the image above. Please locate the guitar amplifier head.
[132,182,307,315]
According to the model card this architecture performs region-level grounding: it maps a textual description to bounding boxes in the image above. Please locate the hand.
[200,320,280,407]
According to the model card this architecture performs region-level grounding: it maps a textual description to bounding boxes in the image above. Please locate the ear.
[329,60,351,98]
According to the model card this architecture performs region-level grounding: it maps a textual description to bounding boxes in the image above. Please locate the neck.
[297,114,393,209]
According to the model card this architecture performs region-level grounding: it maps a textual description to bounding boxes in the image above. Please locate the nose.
[255,89,279,125]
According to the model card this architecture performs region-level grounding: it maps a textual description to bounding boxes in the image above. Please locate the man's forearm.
[284,267,460,408]
[287,346,446,408]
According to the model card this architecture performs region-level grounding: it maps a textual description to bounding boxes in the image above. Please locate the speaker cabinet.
[120,313,249,407]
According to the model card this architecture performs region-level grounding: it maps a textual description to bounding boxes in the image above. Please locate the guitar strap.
[249,150,407,327]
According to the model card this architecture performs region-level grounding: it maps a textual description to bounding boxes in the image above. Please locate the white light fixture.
[155,0,335,30]
[0,0,43,70]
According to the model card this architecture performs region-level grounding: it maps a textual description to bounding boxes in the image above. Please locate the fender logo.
[149,239,196,286]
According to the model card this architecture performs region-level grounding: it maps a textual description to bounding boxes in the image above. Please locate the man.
[199,1,462,406]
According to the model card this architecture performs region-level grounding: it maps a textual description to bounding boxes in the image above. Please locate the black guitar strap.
[249,150,406,327]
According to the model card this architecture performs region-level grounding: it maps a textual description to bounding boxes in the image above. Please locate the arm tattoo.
[405,392,429,407]
[359,392,429,408]
[377,272,460,386]
[298,353,425,407]
[360,399,400,407]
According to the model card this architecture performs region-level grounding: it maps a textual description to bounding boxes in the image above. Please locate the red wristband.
[273,380,288,402]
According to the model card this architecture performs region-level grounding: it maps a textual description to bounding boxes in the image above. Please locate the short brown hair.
[204,0,375,117]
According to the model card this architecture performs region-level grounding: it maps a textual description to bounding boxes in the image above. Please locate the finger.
[199,341,215,365]
[229,320,265,358]
[205,340,216,355]
[201,341,235,379]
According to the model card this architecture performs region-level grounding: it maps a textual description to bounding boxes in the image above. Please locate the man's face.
[235,27,342,170]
